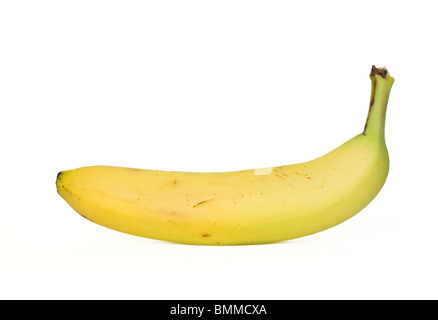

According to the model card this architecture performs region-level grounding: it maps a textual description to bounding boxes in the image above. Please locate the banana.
[56,66,394,245]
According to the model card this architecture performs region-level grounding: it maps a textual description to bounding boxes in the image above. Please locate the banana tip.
[56,171,64,187]
[370,65,388,78]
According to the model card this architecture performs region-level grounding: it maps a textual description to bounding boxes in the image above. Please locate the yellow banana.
[56,66,394,245]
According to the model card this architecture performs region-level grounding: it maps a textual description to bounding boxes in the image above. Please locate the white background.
[1,0,437,300]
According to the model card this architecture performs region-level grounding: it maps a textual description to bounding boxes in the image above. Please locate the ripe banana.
[56,66,394,245]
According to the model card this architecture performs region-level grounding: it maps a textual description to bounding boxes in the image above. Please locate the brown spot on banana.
[192,197,215,208]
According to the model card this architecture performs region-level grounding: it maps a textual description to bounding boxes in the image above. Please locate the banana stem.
[363,66,395,139]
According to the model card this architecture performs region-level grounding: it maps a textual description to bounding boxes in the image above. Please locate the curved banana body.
[57,66,394,245]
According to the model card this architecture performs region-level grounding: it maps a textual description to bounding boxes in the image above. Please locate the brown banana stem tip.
[370,65,388,78]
